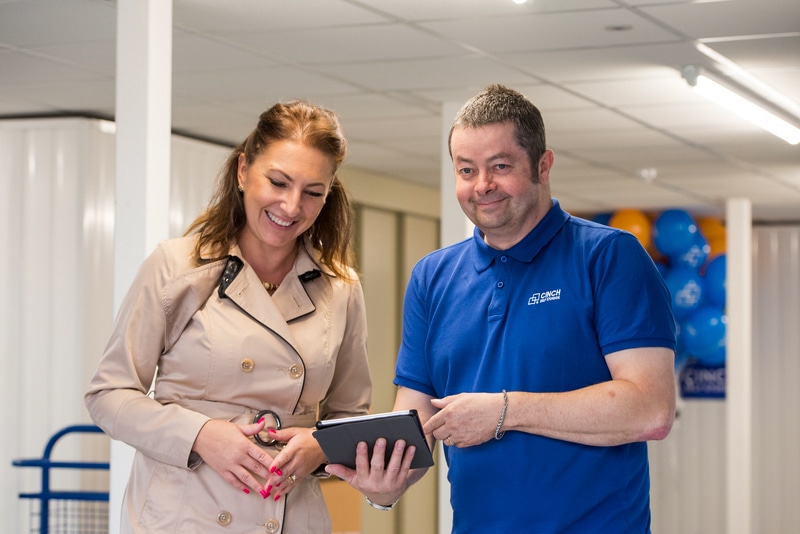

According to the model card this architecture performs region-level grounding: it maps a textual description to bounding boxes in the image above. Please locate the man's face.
[451,122,553,250]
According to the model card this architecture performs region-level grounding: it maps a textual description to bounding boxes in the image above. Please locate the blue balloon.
[674,321,690,370]
[704,254,726,308]
[682,307,727,359]
[674,349,691,370]
[671,233,709,269]
[664,266,704,320]
[653,209,698,257]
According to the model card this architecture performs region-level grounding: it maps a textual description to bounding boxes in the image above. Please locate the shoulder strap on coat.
[162,257,231,353]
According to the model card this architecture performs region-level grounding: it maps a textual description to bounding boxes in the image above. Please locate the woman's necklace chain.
[260,243,298,293]
[262,281,279,292]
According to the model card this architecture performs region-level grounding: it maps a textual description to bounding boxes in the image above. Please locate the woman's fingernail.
[242,488,250,494]
[274,494,281,501]
[268,428,277,434]
[275,468,283,476]
[258,417,265,424]
[260,489,269,499]
[270,466,276,474]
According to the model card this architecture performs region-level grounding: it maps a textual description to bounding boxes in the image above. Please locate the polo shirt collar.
[472,199,569,272]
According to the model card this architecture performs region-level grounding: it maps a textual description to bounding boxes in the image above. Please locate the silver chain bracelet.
[494,389,508,440]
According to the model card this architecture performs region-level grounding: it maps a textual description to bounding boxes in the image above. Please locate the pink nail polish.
[258,417,265,424]
[274,494,281,501]
[276,468,283,476]
[260,489,269,499]
[242,488,250,494]
[268,428,277,434]
[270,466,277,474]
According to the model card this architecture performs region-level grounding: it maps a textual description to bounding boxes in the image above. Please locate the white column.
[725,198,753,534]
[109,1,173,532]
[437,101,471,534]
[440,101,473,248]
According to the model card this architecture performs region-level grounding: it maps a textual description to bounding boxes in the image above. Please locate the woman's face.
[237,139,334,253]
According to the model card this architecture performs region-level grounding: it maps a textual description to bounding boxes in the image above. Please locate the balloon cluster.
[594,209,727,369]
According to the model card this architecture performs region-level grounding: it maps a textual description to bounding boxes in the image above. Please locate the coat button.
[265,518,280,533]
[240,358,255,373]
[289,364,303,378]
[217,511,232,526]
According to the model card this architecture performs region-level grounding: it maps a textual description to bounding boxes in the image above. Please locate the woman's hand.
[263,427,328,501]
[192,418,274,497]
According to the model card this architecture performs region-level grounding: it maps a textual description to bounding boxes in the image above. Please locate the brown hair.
[448,84,547,183]
[185,100,355,279]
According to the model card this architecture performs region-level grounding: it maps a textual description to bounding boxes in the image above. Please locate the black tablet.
[313,410,434,469]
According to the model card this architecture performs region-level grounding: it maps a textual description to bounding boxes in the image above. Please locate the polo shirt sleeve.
[394,261,438,397]
[592,232,676,355]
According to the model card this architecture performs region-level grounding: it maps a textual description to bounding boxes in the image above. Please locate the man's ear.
[538,150,555,184]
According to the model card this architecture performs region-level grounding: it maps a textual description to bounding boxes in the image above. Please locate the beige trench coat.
[85,236,372,533]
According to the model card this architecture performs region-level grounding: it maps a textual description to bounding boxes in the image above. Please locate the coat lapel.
[221,267,301,354]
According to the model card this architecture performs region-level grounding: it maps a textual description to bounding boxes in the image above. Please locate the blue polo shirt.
[395,200,675,533]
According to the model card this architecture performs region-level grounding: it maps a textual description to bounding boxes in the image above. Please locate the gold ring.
[445,437,453,446]
[288,474,297,483]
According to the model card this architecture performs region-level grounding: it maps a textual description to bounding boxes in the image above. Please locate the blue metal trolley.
[12,424,109,534]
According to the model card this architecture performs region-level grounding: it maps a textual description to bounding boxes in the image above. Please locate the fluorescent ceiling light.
[682,65,800,145]
[695,43,800,118]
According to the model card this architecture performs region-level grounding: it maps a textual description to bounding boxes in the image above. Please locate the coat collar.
[164,236,333,355]
[219,240,332,354]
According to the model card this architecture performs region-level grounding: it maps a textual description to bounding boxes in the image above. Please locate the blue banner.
[679,361,725,399]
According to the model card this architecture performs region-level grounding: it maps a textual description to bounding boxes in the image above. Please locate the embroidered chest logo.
[528,288,561,305]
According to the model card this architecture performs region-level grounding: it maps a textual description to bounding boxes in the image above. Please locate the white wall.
[0,117,226,533]
[751,226,800,532]
[649,225,800,533]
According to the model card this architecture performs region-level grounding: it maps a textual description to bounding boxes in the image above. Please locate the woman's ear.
[237,152,247,187]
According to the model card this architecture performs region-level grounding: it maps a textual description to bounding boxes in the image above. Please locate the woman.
[85,101,372,533]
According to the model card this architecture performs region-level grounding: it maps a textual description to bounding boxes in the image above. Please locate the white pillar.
[437,101,471,534]
[440,101,473,248]
[109,1,173,532]
[725,198,753,534]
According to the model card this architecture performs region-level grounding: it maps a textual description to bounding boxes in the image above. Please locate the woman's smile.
[267,211,294,228]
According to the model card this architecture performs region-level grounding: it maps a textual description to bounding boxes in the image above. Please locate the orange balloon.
[609,209,652,249]
[707,235,726,258]
[697,216,726,242]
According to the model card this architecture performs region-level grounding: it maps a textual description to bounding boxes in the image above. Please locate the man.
[327,84,676,532]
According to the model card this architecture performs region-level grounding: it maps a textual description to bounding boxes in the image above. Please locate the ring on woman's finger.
[445,436,453,446]
[288,474,297,483]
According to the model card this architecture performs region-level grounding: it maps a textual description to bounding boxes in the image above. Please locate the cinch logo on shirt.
[528,288,561,305]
